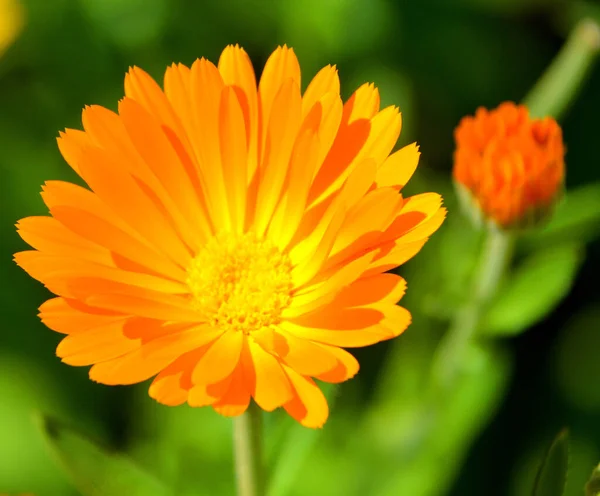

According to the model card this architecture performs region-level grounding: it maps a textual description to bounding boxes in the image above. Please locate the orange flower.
[15,45,445,427]
[453,102,565,228]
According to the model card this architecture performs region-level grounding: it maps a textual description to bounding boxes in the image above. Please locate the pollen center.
[187,232,294,334]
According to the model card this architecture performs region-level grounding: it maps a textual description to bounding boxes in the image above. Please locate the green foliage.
[556,306,600,412]
[586,464,600,496]
[524,183,600,248]
[512,436,599,496]
[523,17,600,119]
[414,191,484,320]
[280,0,391,59]
[458,0,569,15]
[39,414,175,496]
[0,355,72,495]
[1,0,600,495]
[78,0,169,49]
[129,394,235,496]
[373,344,511,496]
[483,244,583,336]
[532,430,570,496]
[267,384,335,496]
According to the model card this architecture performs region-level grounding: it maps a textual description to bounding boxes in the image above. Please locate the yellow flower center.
[187,232,294,334]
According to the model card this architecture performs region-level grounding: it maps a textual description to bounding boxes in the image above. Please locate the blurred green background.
[1,0,599,495]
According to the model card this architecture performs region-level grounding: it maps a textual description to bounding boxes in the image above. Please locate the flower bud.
[453,102,565,229]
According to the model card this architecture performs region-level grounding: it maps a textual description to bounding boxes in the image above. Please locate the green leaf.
[38,414,175,496]
[524,183,600,248]
[586,463,600,496]
[483,244,583,336]
[533,429,570,496]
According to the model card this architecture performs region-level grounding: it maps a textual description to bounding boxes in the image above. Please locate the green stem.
[524,17,600,119]
[432,227,514,389]
[234,402,264,496]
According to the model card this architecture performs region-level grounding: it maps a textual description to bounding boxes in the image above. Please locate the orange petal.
[333,273,406,307]
[120,316,183,342]
[311,92,344,170]
[164,63,192,128]
[188,378,231,407]
[343,82,380,123]
[163,63,212,203]
[286,250,375,318]
[254,78,302,237]
[391,206,447,246]
[56,128,93,175]
[42,179,137,240]
[405,207,447,243]
[124,66,186,140]
[302,65,340,117]
[212,361,251,417]
[358,106,402,168]
[282,365,328,428]
[290,158,382,287]
[315,345,359,383]
[149,371,188,406]
[268,128,320,250]
[77,145,192,269]
[153,344,222,407]
[379,193,444,245]
[258,46,300,163]
[281,322,392,348]
[329,187,403,262]
[219,86,248,234]
[85,292,201,322]
[50,204,186,283]
[14,251,188,297]
[248,339,293,411]
[39,297,123,335]
[80,105,165,186]
[364,238,428,277]
[191,330,243,385]
[80,103,202,245]
[376,142,420,190]
[273,329,338,376]
[308,119,371,207]
[309,106,401,207]
[290,203,346,289]
[187,335,254,408]
[89,325,222,385]
[16,216,112,266]
[282,303,411,347]
[306,82,382,205]
[118,97,211,247]
[288,155,374,270]
[189,58,231,231]
[218,45,259,180]
[56,318,138,366]
[336,157,378,210]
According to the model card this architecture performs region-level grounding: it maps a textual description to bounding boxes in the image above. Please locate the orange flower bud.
[453,102,565,228]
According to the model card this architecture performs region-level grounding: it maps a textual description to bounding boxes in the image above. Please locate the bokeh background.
[1,0,599,495]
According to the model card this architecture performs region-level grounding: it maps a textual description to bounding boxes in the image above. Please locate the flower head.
[453,102,565,228]
[15,45,445,427]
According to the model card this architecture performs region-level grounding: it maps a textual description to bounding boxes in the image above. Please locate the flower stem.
[432,227,514,389]
[233,402,264,496]
[524,17,600,119]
